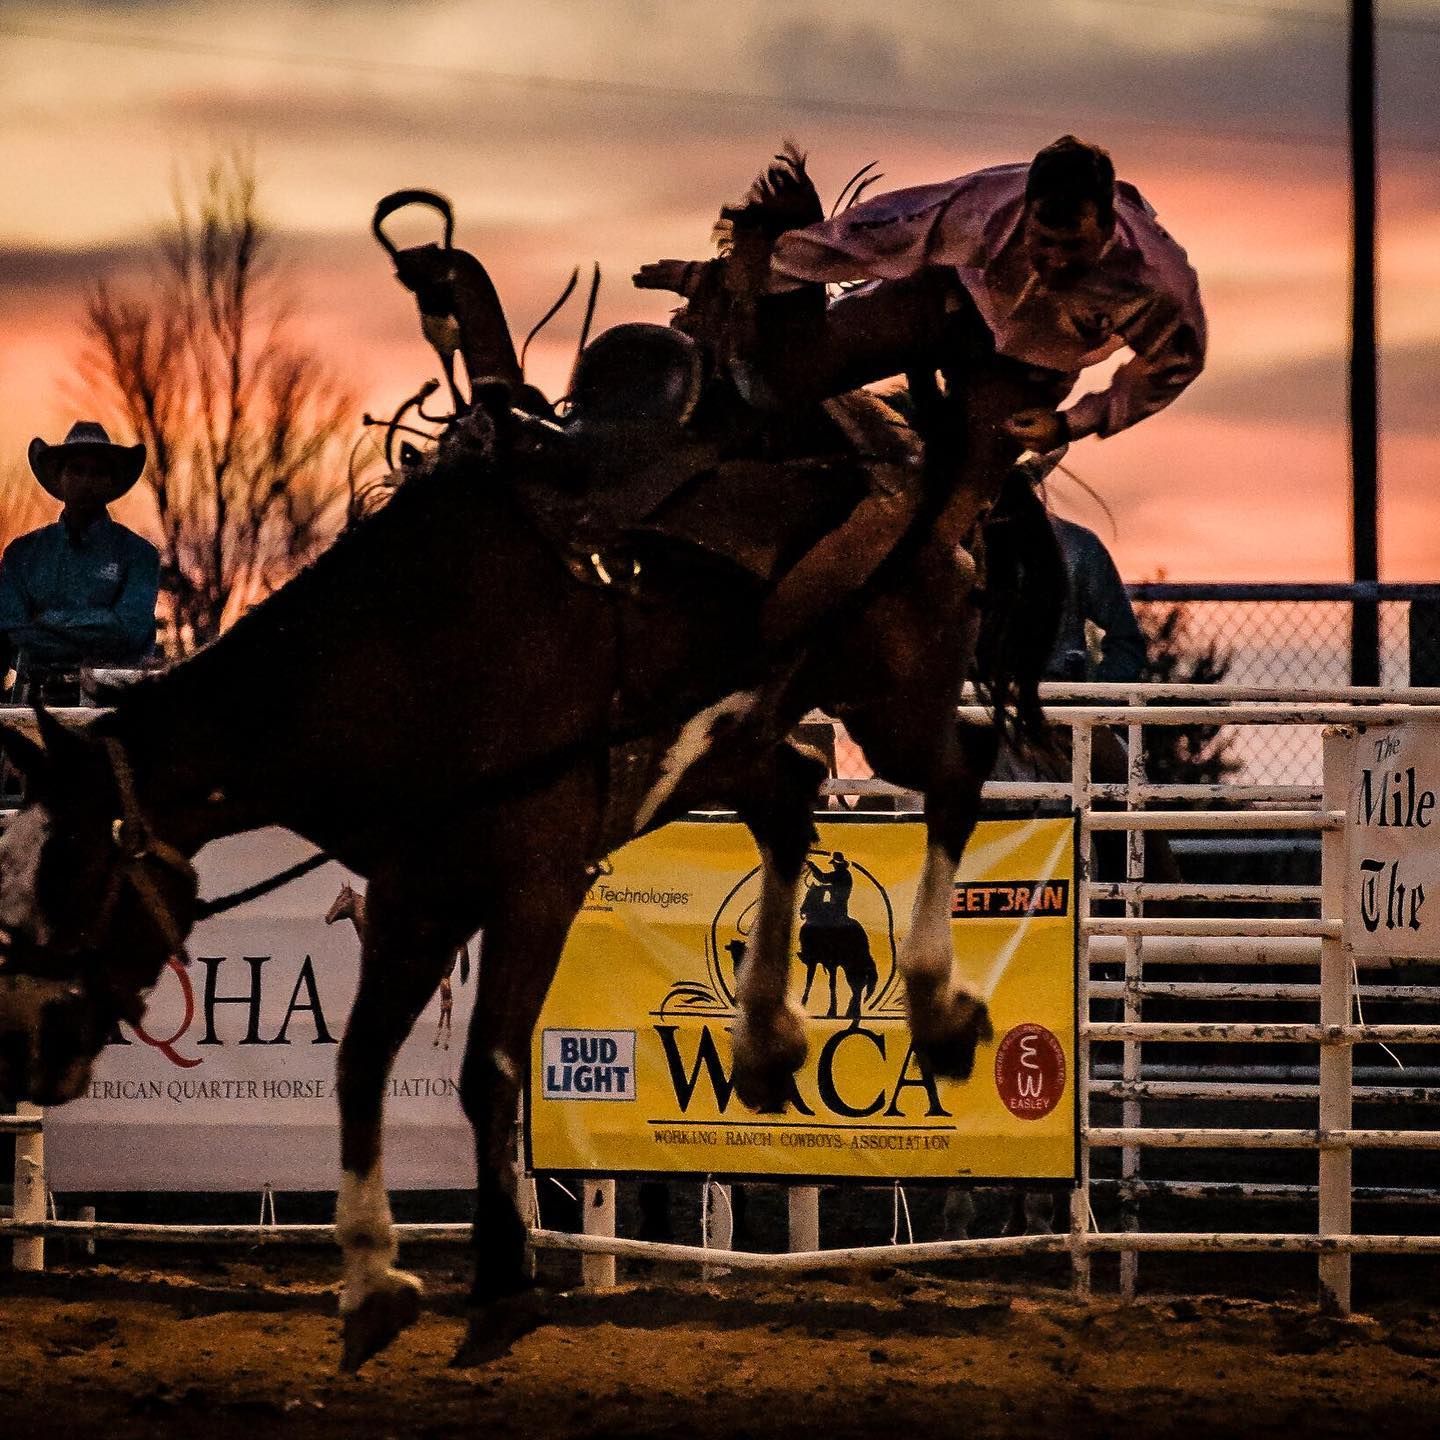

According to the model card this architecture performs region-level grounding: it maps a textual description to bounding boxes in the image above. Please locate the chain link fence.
[826,586,1440,791]
[1127,585,1440,787]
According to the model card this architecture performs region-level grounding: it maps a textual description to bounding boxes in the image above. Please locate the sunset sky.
[1,0,1436,581]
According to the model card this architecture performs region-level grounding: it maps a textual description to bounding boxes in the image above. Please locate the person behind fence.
[0,421,160,696]
[1041,481,1146,687]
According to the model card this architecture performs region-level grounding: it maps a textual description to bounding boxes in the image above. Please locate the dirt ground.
[4,1256,1440,1440]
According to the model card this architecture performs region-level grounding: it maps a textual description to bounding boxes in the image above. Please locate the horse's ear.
[0,720,46,782]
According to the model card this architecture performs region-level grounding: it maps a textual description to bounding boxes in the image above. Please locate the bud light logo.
[542,1030,636,1100]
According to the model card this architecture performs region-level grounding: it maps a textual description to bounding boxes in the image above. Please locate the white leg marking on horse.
[0,807,52,944]
[899,842,956,989]
[737,848,794,1011]
[732,846,807,1099]
[633,690,758,831]
[336,1165,415,1314]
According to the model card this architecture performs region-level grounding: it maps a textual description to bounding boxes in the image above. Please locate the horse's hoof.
[733,1061,796,1114]
[732,1009,808,1113]
[339,1271,424,1373]
[449,1293,545,1368]
[913,994,993,1081]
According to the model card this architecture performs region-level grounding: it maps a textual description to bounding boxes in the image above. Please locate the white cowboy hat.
[27,421,146,504]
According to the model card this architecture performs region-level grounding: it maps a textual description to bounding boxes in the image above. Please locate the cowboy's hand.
[633,260,693,294]
[1004,408,1068,451]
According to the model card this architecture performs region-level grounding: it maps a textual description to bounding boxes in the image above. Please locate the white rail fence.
[6,684,1440,1314]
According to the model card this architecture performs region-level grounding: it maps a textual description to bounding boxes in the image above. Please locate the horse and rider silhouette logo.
[661,846,903,1027]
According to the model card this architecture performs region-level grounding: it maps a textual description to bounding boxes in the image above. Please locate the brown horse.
[0,268,1058,1373]
[326,881,471,1048]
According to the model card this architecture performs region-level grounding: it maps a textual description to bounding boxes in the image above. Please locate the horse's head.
[325,883,357,926]
[0,710,199,1105]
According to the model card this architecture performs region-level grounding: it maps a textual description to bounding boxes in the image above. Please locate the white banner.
[45,828,479,1191]
[1343,721,1440,959]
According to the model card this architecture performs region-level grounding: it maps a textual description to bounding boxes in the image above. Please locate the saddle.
[373,189,927,644]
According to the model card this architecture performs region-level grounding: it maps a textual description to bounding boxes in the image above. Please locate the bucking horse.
[0,151,1065,1370]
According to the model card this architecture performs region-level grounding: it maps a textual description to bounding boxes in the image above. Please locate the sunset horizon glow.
[2,0,1436,583]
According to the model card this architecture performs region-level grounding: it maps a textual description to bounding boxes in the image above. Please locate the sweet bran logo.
[951,880,1070,919]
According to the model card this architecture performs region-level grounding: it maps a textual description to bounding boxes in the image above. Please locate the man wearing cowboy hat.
[0,421,160,682]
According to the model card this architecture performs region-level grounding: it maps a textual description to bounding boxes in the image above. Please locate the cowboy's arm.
[769,179,991,290]
[34,543,159,661]
[0,545,33,637]
[1062,274,1207,440]
[0,544,70,662]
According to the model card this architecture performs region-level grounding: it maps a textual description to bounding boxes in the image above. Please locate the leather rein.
[82,738,329,972]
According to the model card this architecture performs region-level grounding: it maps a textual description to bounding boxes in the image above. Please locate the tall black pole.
[1349,0,1380,685]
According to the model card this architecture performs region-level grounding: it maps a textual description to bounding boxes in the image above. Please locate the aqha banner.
[44,828,478,1191]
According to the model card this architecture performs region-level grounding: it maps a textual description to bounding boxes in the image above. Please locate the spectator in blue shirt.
[0,422,160,678]
[1047,512,1147,683]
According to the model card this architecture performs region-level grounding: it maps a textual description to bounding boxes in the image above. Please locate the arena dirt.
[3,1258,1440,1439]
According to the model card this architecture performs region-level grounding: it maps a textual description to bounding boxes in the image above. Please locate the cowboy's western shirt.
[771,163,1206,440]
[0,514,159,666]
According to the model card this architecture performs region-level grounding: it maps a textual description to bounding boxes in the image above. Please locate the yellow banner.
[527,817,1077,1181]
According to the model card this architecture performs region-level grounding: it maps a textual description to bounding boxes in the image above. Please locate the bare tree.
[80,153,354,654]
[0,464,59,556]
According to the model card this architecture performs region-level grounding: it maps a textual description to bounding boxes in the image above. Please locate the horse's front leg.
[728,741,825,1112]
[899,720,999,1079]
[453,784,597,1366]
[334,877,459,1372]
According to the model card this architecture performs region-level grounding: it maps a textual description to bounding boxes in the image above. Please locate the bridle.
[0,734,329,1025]
[92,735,198,962]
[0,738,197,1012]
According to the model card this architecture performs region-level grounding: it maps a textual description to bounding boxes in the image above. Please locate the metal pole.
[580,1179,616,1289]
[1069,720,1094,1297]
[1119,699,1145,1298]
[702,1179,734,1280]
[1349,0,1380,685]
[788,1186,820,1253]
[12,1103,44,1272]
[1318,730,1353,1312]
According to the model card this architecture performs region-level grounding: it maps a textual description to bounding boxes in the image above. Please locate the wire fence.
[1126,586,1440,788]
[831,586,1440,791]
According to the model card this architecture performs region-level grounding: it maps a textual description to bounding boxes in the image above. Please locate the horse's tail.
[972,467,1066,753]
[458,944,472,985]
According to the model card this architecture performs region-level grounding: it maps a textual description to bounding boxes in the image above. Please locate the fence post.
[788,1185,820,1252]
[580,1179,616,1289]
[1069,720,1093,1298]
[12,1102,44,1273]
[702,1179,733,1280]
[1318,729,1352,1313]
[1119,696,1145,1299]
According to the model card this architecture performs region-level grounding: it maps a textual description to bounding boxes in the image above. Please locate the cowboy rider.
[635,134,1205,471]
[0,421,160,694]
